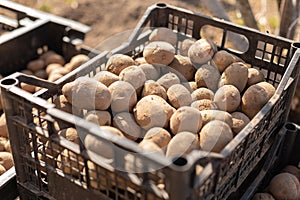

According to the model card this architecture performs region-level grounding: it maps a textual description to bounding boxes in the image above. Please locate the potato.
[139,63,160,80]
[169,55,196,81]
[269,173,300,200]
[134,95,175,130]
[135,57,147,65]
[166,131,199,158]
[34,70,48,79]
[139,140,164,154]
[159,64,185,80]
[214,85,241,112]
[211,50,237,72]
[27,59,45,72]
[48,73,63,82]
[149,27,178,46]
[4,140,10,152]
[180,38,196,56]
[191,88,214,101]
[94,71,120,87]
[188,81,197,92]
[143,127,171,149]
[141,80,167,100]
[62,77,111,110]
[45,128,78,158]
[119,65,146,94]
[231,112,250,135]
[84,126,124,159]
[83,161,110,190]
[57,149,83,177]
[0,137,7,151]
[21,83,36,93]
[242,82,275,119]
[143,41,175,65]
[199,120,233,152]
[181,82,193,93]
[44,53,65,66]
[108,81,137,113]
[219,62,248,92]
[252,193,275,200]
[82,160,127,191]
[34,87,41,93]
[247,68,265,86]
[67,54,90,71]
[200,110,233,127]
[45,63,64,75]
[21,69,34,75]
[188,38,217,67]
[195,64,220,91]
[0,164,6,175]
[59,128,79,143]
[40,50,56,60]
[170,106,202,135]
[157,72,180,90]
[84,110,111,126]
[113,112,142,141]
[0,95,2,110]
[49,67,69,76]
[0,152,14,170]
[53,95,74,114]
[0,113,8,138]
[191,99,218,111]
[106,54,136,75]
[167,84,192,109]
[281,165,300,181]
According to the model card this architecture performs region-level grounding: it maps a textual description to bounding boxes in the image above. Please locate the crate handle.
[0,72,59,93]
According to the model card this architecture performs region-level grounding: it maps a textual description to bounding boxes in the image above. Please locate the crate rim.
[126,3,294,50]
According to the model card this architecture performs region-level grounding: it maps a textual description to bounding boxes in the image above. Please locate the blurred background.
[9,0,300,122]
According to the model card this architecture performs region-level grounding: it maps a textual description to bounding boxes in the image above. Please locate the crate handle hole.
[1,78,18,86]
[172,157,188,167]
[156,3,167,8]
[285,122,297,131]
[292,42,300,49]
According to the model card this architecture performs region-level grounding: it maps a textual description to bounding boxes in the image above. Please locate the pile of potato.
[0,51,90,177]
[0,113,13,176]
[252,165,300,200]
[21,51,89,93]
[56,27,276,161]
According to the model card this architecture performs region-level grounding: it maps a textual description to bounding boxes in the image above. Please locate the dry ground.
[10,0,300,123]
[12,0,282,48]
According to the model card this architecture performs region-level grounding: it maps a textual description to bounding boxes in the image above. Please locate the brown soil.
[12,0,213,47]
[10,0,300,123]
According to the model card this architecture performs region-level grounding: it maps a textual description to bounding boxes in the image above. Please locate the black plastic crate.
[0,19,95,76]
[236,122,300,200]
[0,0,95,76]
[0,167,18,200]
[0,1,99,199]
[1,3,300,200]
[0,0,40,36]
[0,0,90,41]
